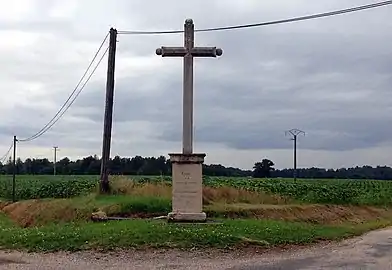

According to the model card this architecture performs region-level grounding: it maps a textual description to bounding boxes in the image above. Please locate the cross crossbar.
[156,46,223,58]
[155,19,223,154]
[157,47,187,57]
[190,47,222,57]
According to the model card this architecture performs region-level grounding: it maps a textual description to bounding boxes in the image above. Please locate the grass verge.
[0,214,390,252]
[2,195,392,227]
[0,195,172,227]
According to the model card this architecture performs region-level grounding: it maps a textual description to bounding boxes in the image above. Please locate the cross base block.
[168,153,206,223]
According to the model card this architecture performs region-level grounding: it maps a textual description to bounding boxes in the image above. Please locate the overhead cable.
[18,34,110,142]
[118,1,392,35]
[0,142,13,164]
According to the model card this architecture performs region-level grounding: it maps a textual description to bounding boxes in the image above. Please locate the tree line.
[1,155,392,180]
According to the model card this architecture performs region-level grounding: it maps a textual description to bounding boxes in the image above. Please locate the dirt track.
[2,227,392,269]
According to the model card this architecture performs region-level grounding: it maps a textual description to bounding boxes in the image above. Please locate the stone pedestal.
[167,153,206,222]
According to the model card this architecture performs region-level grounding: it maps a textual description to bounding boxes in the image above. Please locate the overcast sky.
[0,0,391,170]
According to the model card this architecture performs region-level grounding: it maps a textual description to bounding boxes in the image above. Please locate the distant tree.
[253,159,275,178]
[130,156,145,175]
[58,157,71,174]
[16,158,24,174]
[5,157,13,174]
[3,153,392,180]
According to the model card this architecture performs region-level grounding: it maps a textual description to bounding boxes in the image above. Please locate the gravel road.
[2,227,392,269]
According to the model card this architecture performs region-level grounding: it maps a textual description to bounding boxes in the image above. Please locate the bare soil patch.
[0,257,25,265]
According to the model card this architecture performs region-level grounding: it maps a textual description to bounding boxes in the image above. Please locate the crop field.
[2,174,392,252]
[0,175,97,201]
[1,174,392,205]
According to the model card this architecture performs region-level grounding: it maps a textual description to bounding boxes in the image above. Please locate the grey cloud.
[73,61,392,151]
[0,20,74,35]
[2,0,392,165]
[82,12,392,151]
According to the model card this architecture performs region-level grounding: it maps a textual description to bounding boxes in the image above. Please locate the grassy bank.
[0,214,390,252]
[0,179,290,227]
[1,177,392,252]
[2,191,391,228]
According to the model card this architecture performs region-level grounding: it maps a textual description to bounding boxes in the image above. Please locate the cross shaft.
[156,19,223,154]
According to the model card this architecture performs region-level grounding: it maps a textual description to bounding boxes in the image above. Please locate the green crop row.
[0,175,97,200]
[2,175,392,206]
[203,177,392,206]
[136,175,392,206]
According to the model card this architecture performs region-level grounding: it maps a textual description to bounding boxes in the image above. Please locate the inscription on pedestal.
[172,163,202,213]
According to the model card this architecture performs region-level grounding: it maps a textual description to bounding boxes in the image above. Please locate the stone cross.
[156,18,223,154]
[155,19,223,222]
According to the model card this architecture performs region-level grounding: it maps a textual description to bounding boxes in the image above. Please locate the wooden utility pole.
[100,28,117,193]
[12,135,17,202]
[53,146,58,176]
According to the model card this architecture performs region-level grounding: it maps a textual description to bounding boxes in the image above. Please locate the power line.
[18,35,110,142]
[118,0,392,35]
[18,33,108,142]
[19,46,109,142]
[0,142,13,164]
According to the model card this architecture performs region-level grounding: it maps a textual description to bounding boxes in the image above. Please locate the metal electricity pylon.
[285,129,305,182]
